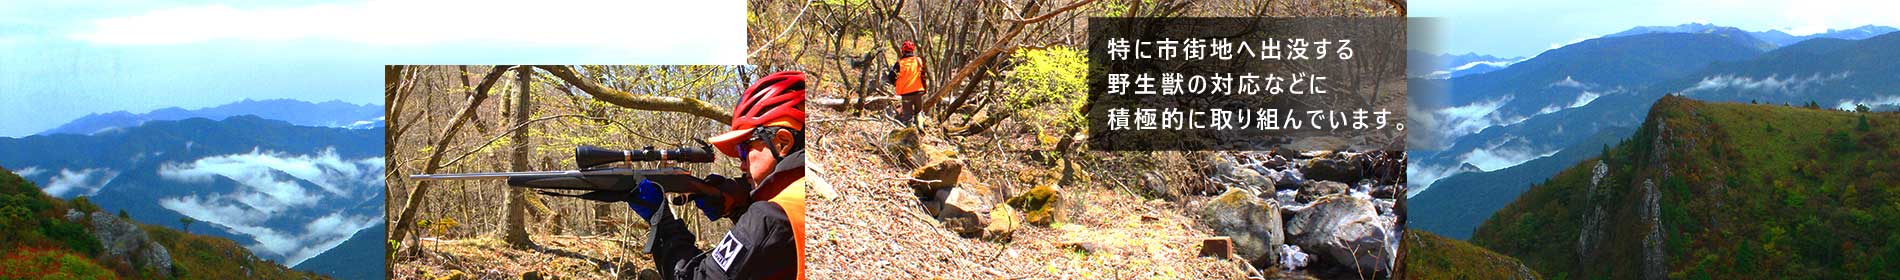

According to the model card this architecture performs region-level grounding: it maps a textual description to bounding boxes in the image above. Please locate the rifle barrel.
[408,168,694,180]
[408,170,583,180]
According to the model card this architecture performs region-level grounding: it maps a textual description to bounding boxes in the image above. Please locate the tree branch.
[535,65,733,124]
[923,0,1098,117]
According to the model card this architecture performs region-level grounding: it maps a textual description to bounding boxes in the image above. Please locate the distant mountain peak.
[37,99,382,136]
[1608,22,1898,48]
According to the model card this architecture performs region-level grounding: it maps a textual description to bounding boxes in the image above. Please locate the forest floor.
[390,235,661,280]
[807,105,1273,279]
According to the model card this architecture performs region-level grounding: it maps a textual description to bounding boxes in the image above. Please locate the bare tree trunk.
[503,67,537,248]
[391,65,513,245]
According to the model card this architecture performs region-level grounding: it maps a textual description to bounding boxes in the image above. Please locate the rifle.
[409,141,749,215]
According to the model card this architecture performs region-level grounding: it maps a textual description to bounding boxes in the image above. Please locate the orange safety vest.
[765,178,806,280]
[894,56,925,95]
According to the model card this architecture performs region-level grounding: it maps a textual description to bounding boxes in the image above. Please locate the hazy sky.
[1414,0,1900,58]
[0,0,743,137]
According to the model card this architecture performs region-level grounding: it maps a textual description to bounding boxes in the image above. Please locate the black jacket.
[650,152,806,280]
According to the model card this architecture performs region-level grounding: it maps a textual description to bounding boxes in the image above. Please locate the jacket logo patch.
[711,232,744,270]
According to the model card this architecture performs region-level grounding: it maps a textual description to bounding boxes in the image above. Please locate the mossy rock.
[881,128,930,169]
[984,203,1023,242]
[1007,184,1063,226]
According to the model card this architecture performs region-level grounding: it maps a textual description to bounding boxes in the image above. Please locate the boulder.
[1286,194,1393,276]
[1296,180,1349,203]
[1266,168,1304,188]
[1301,156,1366,183]
[935,187,990,237]
[1278,244,1311,271]
[1201,188,1283,266]
[907,159,963,199]
[1212,157,1274,191]
[76,210,173,276]
[1007,184,1063,226]
[1138,172,1178,200]
[882,128,930,169]
[1234,168,1272,190]
[1263,154,1290,170]
[983,203,1022,242]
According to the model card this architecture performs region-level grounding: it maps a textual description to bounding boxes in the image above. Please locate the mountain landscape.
[1409,24,1900,239]
[0,108,384,280]
[1470,96,1900,278]
[1,165,328,279]
[36,99,383,136]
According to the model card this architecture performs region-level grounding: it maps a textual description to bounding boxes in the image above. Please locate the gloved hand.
[692,174,751,221]
[626,179,667,221]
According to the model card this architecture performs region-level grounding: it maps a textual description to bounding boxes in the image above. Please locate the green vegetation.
[1002,46,1090,136]
[0,248,117,280]
[143,223,326,280]
[1401,230,1540,280]
[1471,95,1900,279]
[0,167,104,261]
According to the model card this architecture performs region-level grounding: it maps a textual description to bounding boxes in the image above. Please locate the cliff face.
[1470,95,1900,279]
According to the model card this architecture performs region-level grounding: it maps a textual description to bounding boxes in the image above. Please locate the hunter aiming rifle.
[409,140,753,219]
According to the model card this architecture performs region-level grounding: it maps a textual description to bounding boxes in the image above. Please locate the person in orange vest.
[886,40,927,125]
[632,70,808,279]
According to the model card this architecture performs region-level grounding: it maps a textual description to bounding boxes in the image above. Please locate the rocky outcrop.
[1641,179,1666,280]
[1578,160,1609,266]
[68,209,174,276]
[1201,188,1283,265]
[1286,195,1393,277]
[1589,160,1609,192]
[905,157,995,237]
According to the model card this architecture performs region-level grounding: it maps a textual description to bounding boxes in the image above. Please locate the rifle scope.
[574,142,716,169]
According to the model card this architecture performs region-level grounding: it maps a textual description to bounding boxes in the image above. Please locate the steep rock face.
[1576,161,1608,266]
[1640,179,1666,280]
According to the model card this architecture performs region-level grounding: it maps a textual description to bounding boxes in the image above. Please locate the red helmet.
[708,70,808,157]
[902,41,916,53]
